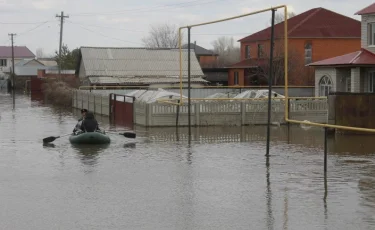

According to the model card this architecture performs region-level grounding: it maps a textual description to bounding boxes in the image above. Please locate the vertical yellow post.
[284,6,289,121]
[179,27,183,105]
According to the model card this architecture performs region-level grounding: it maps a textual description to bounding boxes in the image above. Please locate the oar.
[43,134,72,143]
[106,131,136,139]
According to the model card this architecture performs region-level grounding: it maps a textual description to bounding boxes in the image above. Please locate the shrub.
[42,80,73,107]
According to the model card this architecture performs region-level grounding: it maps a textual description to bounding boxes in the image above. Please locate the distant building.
[182,42,228,85]
[76,46,208,88]
[37,57,58,67]
[310,3,375,96]
[3,58,71,90]
[0,46,35,72]
[228,7,361,86]
[182,42,218,68]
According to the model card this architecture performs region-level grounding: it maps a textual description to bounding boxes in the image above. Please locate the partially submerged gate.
[109,93,135,128]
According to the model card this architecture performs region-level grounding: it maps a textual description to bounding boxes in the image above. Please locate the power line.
[17,21,51,36]
[71,0,204,16]
[67,22,143,45]
[0,20,52,25]
[71,0,230,16]
[66,21,145,33]
[67,20,253,36]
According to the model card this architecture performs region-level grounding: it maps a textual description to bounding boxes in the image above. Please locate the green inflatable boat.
[69,131,111,144]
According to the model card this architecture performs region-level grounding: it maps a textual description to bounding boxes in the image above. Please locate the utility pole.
[8,33,16,89]
[56,11,69,76]
[8,33,16,109]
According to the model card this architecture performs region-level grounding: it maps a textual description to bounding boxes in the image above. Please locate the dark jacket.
[80,112,100,132]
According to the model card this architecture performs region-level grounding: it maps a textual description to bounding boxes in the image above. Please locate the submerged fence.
[72,90,328,127]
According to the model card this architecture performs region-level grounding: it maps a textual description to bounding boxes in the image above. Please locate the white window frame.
[0,59,7,67]
[234,71,239,85]
[368,23,375,46]
[305,42,312,64]
[257,44,264,58]
[319,75,333,96]
[345,76,351,92]
[368,72,375,92]
[245,45,250,59]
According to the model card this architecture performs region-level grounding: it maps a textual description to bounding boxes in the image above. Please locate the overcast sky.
[0,0,369,56]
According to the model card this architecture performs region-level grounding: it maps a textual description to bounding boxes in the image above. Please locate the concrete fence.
[72,90,110,116]
[134,99,328,126]
[72,90,328,127]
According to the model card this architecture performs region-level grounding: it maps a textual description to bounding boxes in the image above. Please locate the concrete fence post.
[241,102,246,125]
[195,103,200,126]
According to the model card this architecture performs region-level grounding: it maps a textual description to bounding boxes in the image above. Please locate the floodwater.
[1,91,375,230]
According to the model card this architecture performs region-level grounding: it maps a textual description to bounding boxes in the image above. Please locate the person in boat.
[73,109,87,133]
[80,111,101,132]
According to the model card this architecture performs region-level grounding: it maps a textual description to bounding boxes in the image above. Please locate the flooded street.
[1,91,375,230]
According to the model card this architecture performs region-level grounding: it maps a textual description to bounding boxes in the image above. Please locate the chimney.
[37,69,46,78]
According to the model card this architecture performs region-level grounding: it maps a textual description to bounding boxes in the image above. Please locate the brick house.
[182,42,218,68]
[182,42,228,85]
[309,3,375,96]
[227,7,361,87]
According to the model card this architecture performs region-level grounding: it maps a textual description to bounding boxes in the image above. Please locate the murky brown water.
[1,90,375,230]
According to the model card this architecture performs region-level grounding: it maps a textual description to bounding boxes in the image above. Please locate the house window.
[245,45,250,59]
[257,44,264,58]
[368,72,375,92]
[0,59,7,67]
[319,75,333,96]
[345,76,351,92]
[305,42,312,64]
[368,23,375,46]
[234,71,239,85]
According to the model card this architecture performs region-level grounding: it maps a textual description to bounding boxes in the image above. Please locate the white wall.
[314,67,337,96]
[0,58,28,72]
[361,14,375,53]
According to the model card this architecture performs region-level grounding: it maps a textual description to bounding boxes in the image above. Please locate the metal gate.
[109,93,135,128]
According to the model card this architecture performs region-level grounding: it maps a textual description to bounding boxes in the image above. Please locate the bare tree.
[211,36,241,67]
[269,11,296,25]
[142,23,184,48]
[36,48,44,59]
[246,41,304,85]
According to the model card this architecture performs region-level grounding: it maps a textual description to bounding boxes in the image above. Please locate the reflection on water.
[71,143,110,166]
[1,91,375,229]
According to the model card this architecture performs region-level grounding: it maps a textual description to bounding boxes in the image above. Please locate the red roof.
[239,8,360,42]
[355,3,375,15]
[0,46,35,58]
[227,58,267,68]
[308,48,375,66]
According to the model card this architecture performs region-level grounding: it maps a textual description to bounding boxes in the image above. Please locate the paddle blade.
[43,136,58,143]
[121,131,136,139]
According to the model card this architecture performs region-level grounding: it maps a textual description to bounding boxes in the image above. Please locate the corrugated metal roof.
[15,59,45,66]
[239,8,361,42]
[88,76,208,84]
[0,46,35,58]
[355,3,375,15]
[308,48,375,66]
[80,47,204,77]
[13,66,58,76]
